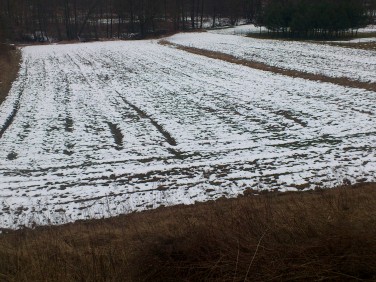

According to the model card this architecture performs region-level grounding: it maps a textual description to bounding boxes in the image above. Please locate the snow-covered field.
[208,24,268,35]
[209,24,376,36]
[358,25,376,33]
[0,39,375,229]
[168,33,376,83]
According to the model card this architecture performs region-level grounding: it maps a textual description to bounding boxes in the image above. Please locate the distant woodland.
[0,0,375,42]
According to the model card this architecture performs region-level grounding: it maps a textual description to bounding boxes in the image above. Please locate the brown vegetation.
[161,40,376,92]
[329,42,376,51]
[0,182,376,281]
[0,44,20,105]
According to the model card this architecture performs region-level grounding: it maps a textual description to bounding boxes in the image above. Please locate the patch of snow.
[208,24,268,35]
[358,25,376,33]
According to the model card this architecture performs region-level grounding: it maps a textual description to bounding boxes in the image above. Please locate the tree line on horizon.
[0,0,375,42]
[260,0,374,38]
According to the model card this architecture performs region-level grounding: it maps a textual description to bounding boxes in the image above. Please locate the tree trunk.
[200,0,204,29]
[73,0,78,38]
[63,0,72,39]
[130,0,135,33]
[191,0,195,29]
[78,0,101,38]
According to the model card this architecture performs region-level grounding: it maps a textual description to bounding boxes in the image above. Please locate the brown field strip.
[329,42,376,51]
[0,44,21,105]
[161,40,376,92]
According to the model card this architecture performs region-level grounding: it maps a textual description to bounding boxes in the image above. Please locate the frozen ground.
[0,40,375,229]
[168,33,376,83]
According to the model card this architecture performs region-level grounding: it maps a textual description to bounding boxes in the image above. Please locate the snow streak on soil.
[0,40,375,229]
[168,33,376,83]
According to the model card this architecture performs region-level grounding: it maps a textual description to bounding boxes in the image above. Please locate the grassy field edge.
[0,44,21,105]
[1,182,375,281]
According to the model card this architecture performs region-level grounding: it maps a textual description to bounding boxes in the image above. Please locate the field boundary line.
[160,40,376,92]
[0,65,27,139]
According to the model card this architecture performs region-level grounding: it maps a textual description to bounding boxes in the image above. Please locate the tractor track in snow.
[72,51,179,151]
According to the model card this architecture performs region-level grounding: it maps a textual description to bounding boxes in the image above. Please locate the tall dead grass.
[0,182,375,281]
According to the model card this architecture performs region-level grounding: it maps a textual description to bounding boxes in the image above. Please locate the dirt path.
[161,40,376,92]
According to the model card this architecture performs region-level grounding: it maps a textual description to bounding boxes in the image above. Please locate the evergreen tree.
[259,0,369,38]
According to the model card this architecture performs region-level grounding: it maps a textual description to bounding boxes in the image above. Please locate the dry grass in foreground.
[0,183,376,281]
[0,44,20,105]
